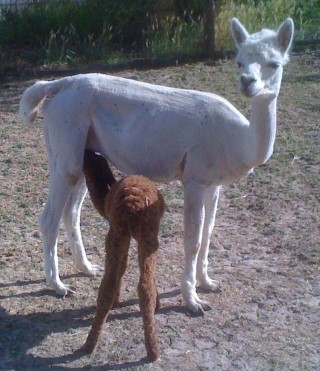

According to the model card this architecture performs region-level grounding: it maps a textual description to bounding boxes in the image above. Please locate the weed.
[145,15,203,59]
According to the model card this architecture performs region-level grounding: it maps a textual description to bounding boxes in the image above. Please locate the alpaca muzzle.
[240,74,261,97]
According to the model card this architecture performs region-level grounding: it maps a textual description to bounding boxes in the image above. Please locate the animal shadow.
[0,285,182,369]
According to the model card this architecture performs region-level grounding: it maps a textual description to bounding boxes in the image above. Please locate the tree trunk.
[203,0,215,57]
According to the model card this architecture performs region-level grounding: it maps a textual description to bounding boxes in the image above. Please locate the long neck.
[246,95,277,168]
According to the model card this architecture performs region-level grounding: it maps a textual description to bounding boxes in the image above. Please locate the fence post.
[203,0,215,57]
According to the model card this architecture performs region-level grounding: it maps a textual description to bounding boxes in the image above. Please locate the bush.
[0,0,154,63]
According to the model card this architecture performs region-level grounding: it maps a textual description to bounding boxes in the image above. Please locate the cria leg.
[111,242,129,308]
[81,229,130,353]
[137,237,160,361]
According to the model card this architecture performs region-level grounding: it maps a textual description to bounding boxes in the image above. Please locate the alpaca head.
[231,18,294,99]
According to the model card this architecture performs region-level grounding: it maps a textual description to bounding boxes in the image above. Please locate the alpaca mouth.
[241,87,261,98]
[242,86,277,100]
[241,83,267,98]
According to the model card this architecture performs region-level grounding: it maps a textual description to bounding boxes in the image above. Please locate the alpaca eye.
[237,62,243,69]
[269,62,280,69]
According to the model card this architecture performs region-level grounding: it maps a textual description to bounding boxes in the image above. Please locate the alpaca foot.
[48,279,76,296]
[181,280,212,314]
[185,293,211,315]
[78,262,102,276]
[197,277,221,292]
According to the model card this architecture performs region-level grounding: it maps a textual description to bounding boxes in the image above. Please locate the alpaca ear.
[231,18,249,48]
[277,18,294,55]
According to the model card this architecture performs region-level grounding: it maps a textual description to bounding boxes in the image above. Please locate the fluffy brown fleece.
[81,150,165,361]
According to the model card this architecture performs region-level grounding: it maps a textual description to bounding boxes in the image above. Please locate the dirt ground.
[0,54,319,370]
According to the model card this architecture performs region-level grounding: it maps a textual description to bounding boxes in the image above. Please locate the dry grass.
[0,54,319,369]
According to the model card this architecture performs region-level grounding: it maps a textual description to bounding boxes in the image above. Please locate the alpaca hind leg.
[196,185,220,292]
[137,237,159,361]
[82,229,130,353]
[39,173,75,295]
[40,101,89,294]
[63,175,101,275]
[181,181,211,314]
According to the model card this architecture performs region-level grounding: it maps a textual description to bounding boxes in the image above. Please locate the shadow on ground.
[0,282,182,370]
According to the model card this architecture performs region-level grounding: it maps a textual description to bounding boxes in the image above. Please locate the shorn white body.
[19,18,294,313]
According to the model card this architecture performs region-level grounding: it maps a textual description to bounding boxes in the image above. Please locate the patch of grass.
[43,23,114,65]
[145,16,203,59]
[215,0,298,50]
[1,0,319,67]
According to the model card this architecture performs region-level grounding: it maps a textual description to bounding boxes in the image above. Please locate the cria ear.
[277,18,294,55]
[230,18,249,48]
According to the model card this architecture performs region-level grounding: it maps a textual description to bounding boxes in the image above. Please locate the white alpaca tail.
[19,78,70,125]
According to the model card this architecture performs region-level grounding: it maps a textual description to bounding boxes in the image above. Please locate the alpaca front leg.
[63,176,101,276]
[197,185,221,292]
[181,182,211,314]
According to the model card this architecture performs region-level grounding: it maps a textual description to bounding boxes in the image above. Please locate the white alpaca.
[19,18,294,313]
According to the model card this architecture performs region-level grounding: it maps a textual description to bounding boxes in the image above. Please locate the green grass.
[215,0,309,50]
[144,16,204,59]
[0,0,319,67]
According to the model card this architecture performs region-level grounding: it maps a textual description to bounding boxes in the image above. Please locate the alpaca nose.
[240,74,257,87]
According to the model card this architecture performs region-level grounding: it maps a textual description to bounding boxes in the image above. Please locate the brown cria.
[81,149,165,361]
